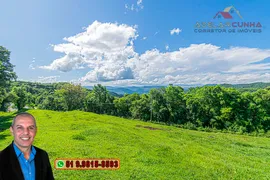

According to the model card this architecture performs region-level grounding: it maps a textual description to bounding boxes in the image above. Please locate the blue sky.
[1,0,270,86]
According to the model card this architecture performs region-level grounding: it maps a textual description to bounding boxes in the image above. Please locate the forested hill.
[11,81,270,95]
[84,85,165,95]
[86,82,270,95]
[220,82,270,92]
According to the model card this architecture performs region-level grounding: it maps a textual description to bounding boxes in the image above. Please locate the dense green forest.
[0,81,269,135]
[1,45,270,135]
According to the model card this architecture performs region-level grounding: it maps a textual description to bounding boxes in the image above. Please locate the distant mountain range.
[84,82,270,95]
[84,86,167,95]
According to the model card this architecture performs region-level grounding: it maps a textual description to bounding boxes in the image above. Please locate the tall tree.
[11,86,27,111]
[57,84,87,111]
[93,84,114,111]
[130,94,150,121]
[252,88,270,132]
[149,88,169,122]
[0,46,17,88]
[0,46,17,110]
[84,84,115,114]
[165,85,187,124]
[114,93,140,117]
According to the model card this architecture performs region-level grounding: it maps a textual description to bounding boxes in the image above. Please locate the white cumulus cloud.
[128,44,270,85]
[170,28,182,35]
[40,21,138,82]
[41,21,270,86]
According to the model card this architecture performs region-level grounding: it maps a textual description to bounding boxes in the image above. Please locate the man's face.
[10,116,37,150]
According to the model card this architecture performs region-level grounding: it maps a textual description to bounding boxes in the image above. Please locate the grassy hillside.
[0,110,270,179]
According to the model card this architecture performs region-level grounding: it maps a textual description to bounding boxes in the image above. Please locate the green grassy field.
[0,110,270,179]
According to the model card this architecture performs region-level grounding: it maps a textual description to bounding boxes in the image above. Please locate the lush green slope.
[0,110,270,179]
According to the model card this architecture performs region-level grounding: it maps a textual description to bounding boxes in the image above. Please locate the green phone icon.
[57,160,64,168]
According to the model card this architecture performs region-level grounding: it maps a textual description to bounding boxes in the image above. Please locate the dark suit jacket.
[0,142,54,180]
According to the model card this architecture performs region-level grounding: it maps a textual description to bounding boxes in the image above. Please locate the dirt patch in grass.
[136,125,163,130]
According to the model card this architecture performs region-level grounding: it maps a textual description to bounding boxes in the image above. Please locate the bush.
[182,122,197,130]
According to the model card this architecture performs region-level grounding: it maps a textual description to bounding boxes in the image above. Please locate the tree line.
[1,46,270,134]
[2,81,270,134]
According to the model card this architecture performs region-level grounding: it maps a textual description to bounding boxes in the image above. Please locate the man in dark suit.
[0,112,54,180]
